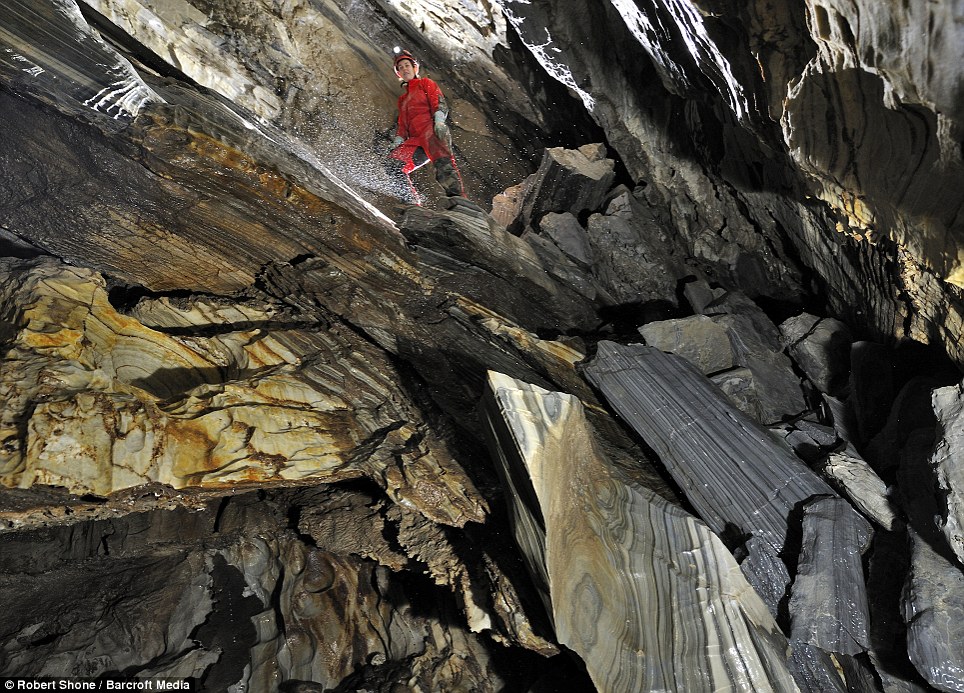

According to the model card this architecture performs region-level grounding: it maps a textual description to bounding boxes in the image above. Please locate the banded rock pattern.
[482,371,799,693]
[584,342,840,567]
[0,258,484,527]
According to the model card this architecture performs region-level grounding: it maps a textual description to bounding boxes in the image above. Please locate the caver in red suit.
[388,50,464,203]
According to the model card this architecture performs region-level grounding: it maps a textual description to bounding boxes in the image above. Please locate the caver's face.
[397,59,417,81]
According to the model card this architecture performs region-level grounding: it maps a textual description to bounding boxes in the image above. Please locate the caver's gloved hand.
[433,111,450,143]
[390,135,405,151]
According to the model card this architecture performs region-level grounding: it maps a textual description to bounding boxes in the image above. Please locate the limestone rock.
[781,313,853,395]
[521,231,609,303]
[866,529,932,693]
[0,546,217,678]
[789,496,873,656]
[218,535,505,691]
[819,453,899,530]
[483,371,799,693]
[772,420,841,464]
[684,279,728,314]
[849,341,897,445]
[787,644,848,692]
[691,314,808,425]
[517,145,615,229]
[863,376,944,476]
[398,203,604,321]
[490,182,525,230]
[784,5,964,288]
[0,258,485,527]
[584,342,855,606]
[739,536,793,617]
[640,314,736,374]
[640,290,814,425]
[684,289,809,424]
[930,380,964,564]
[586,189,693,307]
[0,488,531,690]
[902,530,964,692]
[538,211,593,268]
[0,0,162,123]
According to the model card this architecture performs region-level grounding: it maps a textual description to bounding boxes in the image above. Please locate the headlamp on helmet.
[393,48,419,78]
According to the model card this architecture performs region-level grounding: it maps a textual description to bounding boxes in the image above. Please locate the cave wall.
[501,0,964,365]
[21,0,961,365]
[1,0,964,690]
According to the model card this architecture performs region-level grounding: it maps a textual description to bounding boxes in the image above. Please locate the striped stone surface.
[483,371,799,692]
[584,342,841,568]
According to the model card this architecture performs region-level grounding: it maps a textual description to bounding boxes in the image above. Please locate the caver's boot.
[434,156,463,197]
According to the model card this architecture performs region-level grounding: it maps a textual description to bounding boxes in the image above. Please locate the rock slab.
[482,371,798,692]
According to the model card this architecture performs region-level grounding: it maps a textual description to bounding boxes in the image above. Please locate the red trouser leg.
[390,139,431,205]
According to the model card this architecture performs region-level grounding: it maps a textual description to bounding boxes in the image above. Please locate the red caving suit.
[390,77,455,174]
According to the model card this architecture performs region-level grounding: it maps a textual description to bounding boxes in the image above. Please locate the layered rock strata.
[789,497,873,657]
[1,0,963,689]
[482,371,798,692]
[0,488,559,691]
[931,381,964,564]
[583,342,873,640]
[0,258,484,527]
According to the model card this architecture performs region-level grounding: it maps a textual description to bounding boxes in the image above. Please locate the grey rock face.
[931,380,964,565]
[903,530,964,692]
[787,643,848,692]
[820,453,899,531]
[639,315,736,374]
[520,145,615,223]
[0,0,961,689]
[641,307,807,424]
[781,313,853,395]
[772,420,842,463]
[789,496,873,656]
[0,0,162,124]
[584,342,840,591]
[586,189,693,307]
[0,491,518,691]
[538,212,593,267]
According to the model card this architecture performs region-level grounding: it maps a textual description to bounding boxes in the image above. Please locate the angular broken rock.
[711,312,808,424]
[399,203,602,323]
[482,371,799,692]
[584,342,852,600]
[930,380,964,564]
[820,453,898,530]
[639,314,736,374]
[517,145,615,229]
[780,313,853,395]
[0,258,485,527]
[650,290,807,424]
[789,496,873,656]
[902,529,964,692]
[787,644,848,692]
[771,420,841,464]
[586,190,691,306]
[537,212,593,268]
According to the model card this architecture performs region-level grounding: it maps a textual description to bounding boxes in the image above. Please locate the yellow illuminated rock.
[0,259,485,527]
